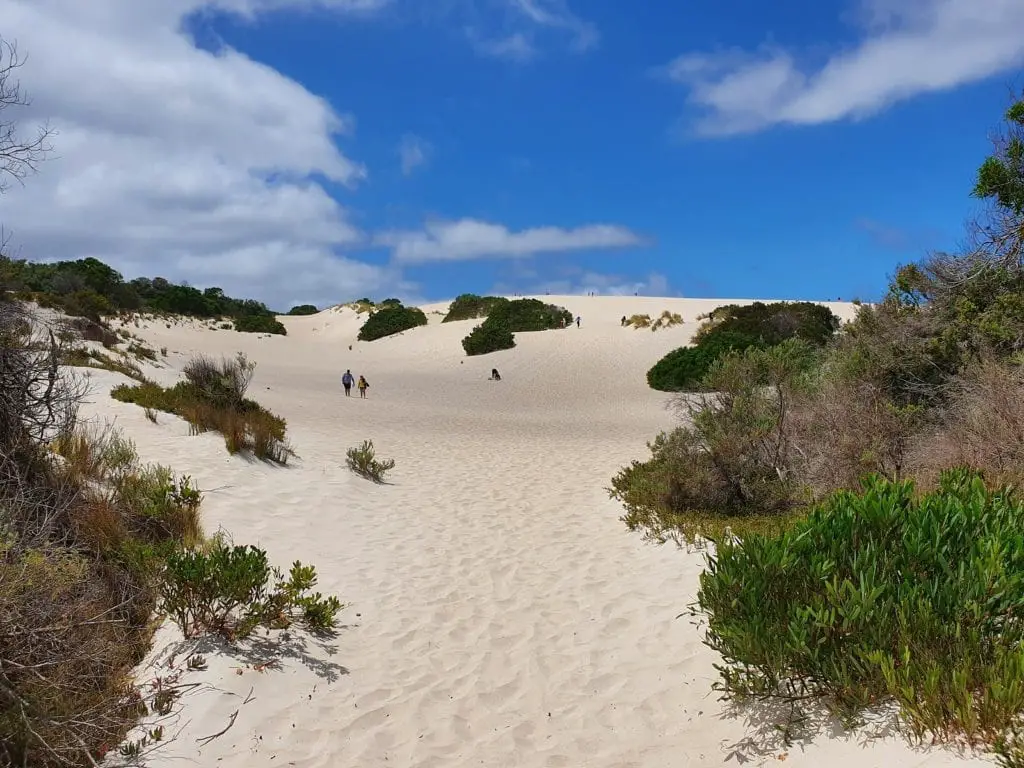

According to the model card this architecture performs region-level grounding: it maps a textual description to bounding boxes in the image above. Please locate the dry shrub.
[626,313,651,328]
[651,310,683,331]
[183,352,254,409]
[912,361,1024,489]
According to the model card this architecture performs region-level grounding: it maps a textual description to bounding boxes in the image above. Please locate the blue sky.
[4,0,1024,308]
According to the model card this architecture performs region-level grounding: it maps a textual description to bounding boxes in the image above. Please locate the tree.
[0,37,53,196]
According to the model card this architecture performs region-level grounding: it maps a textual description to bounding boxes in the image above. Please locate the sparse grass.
[111,353,292,463]
[625,313,651,328]
[60,346,146,381]
[346,440,395,483]
[651,310,683,331]
[144,407,158,424]
[126,341,158,361]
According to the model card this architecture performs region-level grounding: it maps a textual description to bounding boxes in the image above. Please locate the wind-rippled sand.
[82,296,992,767]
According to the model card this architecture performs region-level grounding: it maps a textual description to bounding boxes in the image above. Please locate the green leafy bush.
[647,302,840,392]
[460,298,571,356]
[614,341,817,543]
[234,313,286,335]
[346,439,395,483]
[698,469,1024,749]
[462,320,516,356]
[443,294,509,322]
[160,537,344,639]
[286,304,319,316]
[357,303,427,341]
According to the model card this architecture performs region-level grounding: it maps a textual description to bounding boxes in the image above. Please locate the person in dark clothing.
[341,369,354,396]
[490,368,501,381]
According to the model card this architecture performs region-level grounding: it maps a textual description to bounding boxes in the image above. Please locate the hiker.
[357,375,369,398]
[341,369,354,397]
[575,315,581,328]
[490,368,501,381]
[621,315,626,327]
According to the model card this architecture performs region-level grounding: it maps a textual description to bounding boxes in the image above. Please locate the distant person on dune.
[357,375,370,398]
[341,369,354,397]
[490,368,501,381]
[575,315,581,328]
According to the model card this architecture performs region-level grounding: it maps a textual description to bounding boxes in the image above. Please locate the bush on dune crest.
[357,301,428,341]
[443,293,508,322]
[461,298,572,356]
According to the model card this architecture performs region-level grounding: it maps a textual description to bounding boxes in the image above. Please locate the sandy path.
[80,296,991,767]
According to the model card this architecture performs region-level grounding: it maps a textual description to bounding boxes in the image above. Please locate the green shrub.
[357,303,427,341]
[462,320,516,356]
[614,341,817,543]
[443,294,509,322]
[234,313,286,335]
[487,298,572,332]
[647,302,840,392]
[346,440,395,483]
[286,304,319,316]
[160,538,344,639]
[698,469,1024,750]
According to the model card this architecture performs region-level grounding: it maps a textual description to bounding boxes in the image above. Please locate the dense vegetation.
[461,298,572,356]
[646,301,840,391]
[613,94,1024,761]
[443,293,508,322]
[286,304,319,315]
[0,254,287,334]
[357,301,428,341]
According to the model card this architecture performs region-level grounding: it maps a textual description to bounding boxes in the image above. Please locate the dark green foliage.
[698,470,1024,746]
[973,97,1024,215]
[234,313,286,335]
[462,320,516,356]
[0,255,282,327]
[647,302,840,392]
[286,304,319,316]
[357,302,427,341]
[443,294,509,322]
[646,330,762,391]
[459,298,571,356]
[160,538,344,639]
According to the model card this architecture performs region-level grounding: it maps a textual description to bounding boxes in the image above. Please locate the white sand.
[76,296,992,767]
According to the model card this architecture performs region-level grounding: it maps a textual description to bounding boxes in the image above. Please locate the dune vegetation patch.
[111,352,293,464]
[462,298,572,356]
[357,300,428,341]
[442,293,509,323]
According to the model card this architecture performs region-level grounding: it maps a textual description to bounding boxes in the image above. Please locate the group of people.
[341,369,370,398]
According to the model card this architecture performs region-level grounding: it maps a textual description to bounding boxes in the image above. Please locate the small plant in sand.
[650,310,683,331]
[160,535,344,639]
[346,439,395,483]
[625,313,651,328]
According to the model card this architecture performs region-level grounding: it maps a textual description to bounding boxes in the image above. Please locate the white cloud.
[665,0,1024,135]
[377,219,644,264]
[398,134,431,176]
[468,0,596,61]
[468,31,538,62]
[0,0,399,309]
[522,270,672,297]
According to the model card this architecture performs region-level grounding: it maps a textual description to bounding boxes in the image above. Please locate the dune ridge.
[79,295,991,767]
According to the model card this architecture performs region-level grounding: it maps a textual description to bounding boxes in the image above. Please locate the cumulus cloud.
[0,0,398,309]
[377,219,644,264]
[521,270,672,297]
[468,0,596,61]
[398,134,431,176]
[665,0,1024,135]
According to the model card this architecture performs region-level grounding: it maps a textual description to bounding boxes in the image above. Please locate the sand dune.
[79,295,992,767]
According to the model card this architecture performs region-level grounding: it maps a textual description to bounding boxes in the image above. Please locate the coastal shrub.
[160,537,344,639]
[647,302,840,392]
[698,470,1024,748]
[112,353,292,463]
[614,341,817,543]
[234,313,287,335]
[286,304,319,316]
[357,302,427,341]
[462,320,516,356]
[60,346,146,380]
[626,314,651,328]
[443,294,509,322]
[346,439,395,483]
[651,310,683,331]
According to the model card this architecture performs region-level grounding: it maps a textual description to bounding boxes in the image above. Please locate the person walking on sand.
[341,369,354,397]
[575,315,581,328]
[357,375,369,399]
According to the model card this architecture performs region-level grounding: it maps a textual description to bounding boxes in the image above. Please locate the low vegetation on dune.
[646,301,840,392]
[357,299,428,341]
[0,300,343,766]
[112,352,293,463]
[442,293,509,322]
[613,94,1024,761]
[1,254,287,334]
[623,310,683,331]
[346,439,395,483]
[286,303,319,316]
[462,298,573,356]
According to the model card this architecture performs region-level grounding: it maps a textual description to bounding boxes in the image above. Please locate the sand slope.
[80,296,992,767]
